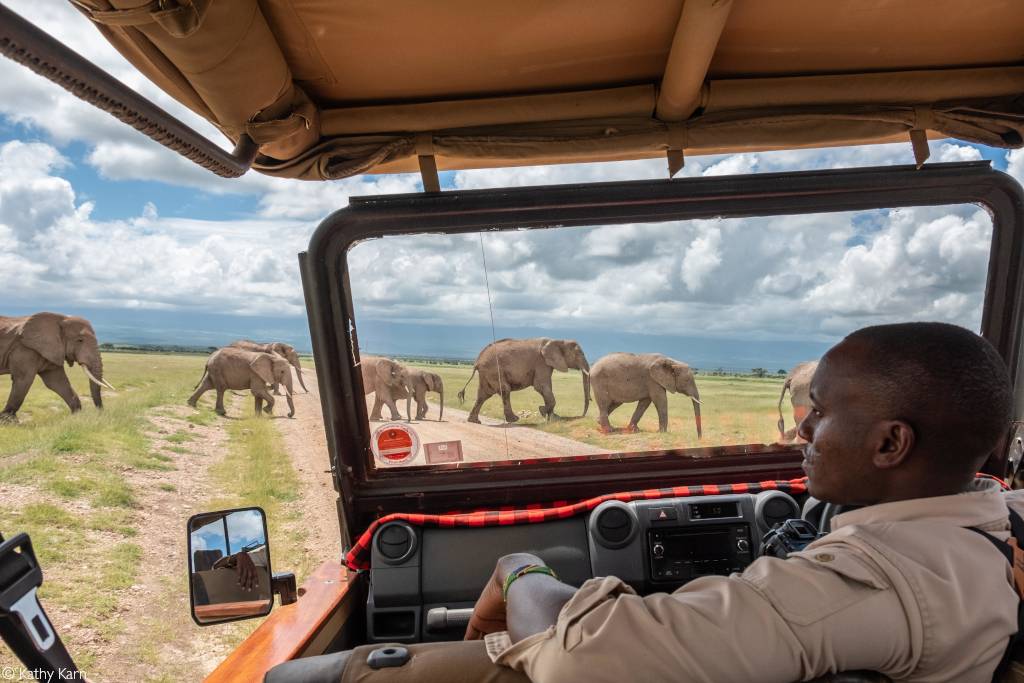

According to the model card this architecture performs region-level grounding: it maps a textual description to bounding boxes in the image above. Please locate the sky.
[3,1,1023,365]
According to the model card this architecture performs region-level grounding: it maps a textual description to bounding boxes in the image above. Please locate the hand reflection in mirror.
[212,546,266,592]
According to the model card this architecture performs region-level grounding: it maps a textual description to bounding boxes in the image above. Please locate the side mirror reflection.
[188,507,273,626]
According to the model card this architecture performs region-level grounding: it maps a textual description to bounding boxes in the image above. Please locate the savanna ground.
[0,353,789,681]
[0,353,332,682]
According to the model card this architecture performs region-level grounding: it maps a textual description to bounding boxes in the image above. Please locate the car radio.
[648,524,752,581]
[588,491,800,588]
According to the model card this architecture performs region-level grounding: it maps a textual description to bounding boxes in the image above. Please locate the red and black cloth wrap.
[344,477,810,570]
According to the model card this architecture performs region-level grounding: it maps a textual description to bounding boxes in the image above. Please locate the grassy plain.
[0,353,312,679]
[410,363,789,451]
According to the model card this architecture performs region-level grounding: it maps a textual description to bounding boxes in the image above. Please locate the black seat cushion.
[264,651,351,683]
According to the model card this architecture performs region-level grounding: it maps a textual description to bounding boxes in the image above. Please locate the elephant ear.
[375,359,393,382]
[249,355,275,386]
[428,373,443,393]
[649,357,677,392]
[19,312,66,367]
[541,340,569,372]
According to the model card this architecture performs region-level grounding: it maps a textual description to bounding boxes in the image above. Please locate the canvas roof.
[73,0,1024,181]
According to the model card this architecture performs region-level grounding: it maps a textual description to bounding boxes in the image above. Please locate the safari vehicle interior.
[3,2,1024,683]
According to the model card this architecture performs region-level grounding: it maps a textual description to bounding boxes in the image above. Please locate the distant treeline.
[389,354,787,378]
[99,343,216,355]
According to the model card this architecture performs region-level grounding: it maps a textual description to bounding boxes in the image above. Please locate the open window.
[301,161,1024,545]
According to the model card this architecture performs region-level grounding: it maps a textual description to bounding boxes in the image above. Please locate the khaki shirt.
[487,480,1023,683]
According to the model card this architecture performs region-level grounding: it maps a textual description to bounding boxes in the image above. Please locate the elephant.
[188,347,295,418]
[0,312,114,423]
[457,338,590,424]
[230,340,308,394]
[405,368,444,421]
[360,355,411,422]
[589,352,702,437]
[777,360,819,440]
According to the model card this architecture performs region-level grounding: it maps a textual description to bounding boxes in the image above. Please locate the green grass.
[208,417,314,584]
[414,362,788,451]
[0,353,209,673]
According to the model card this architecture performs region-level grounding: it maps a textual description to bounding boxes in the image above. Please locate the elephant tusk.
[83,367,115,391]
[690,397,703,405]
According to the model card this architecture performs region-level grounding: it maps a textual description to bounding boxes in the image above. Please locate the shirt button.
[815,553,834,562]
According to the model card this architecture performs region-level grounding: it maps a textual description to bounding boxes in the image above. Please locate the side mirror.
[188,507,293,626]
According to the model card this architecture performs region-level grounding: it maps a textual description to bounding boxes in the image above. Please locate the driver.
[468,322,1022,682]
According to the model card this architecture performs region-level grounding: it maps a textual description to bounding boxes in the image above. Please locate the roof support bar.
[0,4,257,178]
[656,0,734,122]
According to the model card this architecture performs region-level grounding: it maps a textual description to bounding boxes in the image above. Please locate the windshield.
[346,203,992,468]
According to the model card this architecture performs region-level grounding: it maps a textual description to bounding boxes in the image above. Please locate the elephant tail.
[193,369,209,390]
[777,376,793,437]
[457,366,478,404]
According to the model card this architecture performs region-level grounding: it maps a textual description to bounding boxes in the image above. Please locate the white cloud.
[680,226,722,291]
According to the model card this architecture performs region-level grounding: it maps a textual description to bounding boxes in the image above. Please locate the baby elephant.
[188,348,295,418]
[590,352,702,437]
[405,368,444,421]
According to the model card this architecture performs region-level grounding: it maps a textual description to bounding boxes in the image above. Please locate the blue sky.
[2,0,1023,363]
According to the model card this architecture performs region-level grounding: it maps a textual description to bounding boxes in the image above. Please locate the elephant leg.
[1,370,37,422]
[214,388,227,416]
[627,398,653,433]
[467,385,495,424]
[416,387,428,420]
[39,367,82,414]
[534,381,557,420]
[651,391,670,432]
[369,396,384,421]
[500,389,518,423]
[254,394,263,416]
[188,375,213,408]
[272,382,282,397]
[597,400,620,434]
[384,395,402,421]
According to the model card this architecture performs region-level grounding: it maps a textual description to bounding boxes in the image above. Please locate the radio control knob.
[652,543,665,559]
[736,538,750,553]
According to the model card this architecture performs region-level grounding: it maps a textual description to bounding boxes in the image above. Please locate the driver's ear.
[872,420,915,469]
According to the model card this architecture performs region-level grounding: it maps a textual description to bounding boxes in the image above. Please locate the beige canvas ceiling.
[72,0,1024,182]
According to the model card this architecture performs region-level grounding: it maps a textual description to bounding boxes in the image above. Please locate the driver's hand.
[235,552,259,592]
[465,553,543,640]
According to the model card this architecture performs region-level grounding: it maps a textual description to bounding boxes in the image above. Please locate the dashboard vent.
[592,503,637,548]
[375,522,417,564]
[754,491,801,533]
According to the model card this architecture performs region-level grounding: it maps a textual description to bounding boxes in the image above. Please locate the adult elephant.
[457,338,590,424]
[230,340,308,393]
[360,355,411,422]
[0,312,114,423]
[777,360,818,440]
[405,368,444,421]
[188,348,295,418]
[590,352,702,437]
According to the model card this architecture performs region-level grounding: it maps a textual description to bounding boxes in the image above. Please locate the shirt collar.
[831,478,1008,531]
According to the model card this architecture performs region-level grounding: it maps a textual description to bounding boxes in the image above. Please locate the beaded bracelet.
[502,563,558,601]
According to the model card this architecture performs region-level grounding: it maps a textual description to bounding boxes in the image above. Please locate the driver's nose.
[796,412,815,443]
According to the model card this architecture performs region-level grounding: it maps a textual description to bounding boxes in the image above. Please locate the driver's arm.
[486,546,911,683]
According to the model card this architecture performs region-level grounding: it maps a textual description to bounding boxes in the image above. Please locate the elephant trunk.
[438,386,444,422]
[406,392,412,423]
[87,359,104,409]
[294,362,309,393]
[581,360,591,417]
[691,391,702,440]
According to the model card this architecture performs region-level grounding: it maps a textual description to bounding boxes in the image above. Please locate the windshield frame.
[301,161,1024,544]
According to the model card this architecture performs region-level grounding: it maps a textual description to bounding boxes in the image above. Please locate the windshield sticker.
[372,424,420,465]
[424,440,464,464]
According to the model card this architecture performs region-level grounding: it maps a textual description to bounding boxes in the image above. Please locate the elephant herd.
[362,338,705,437]
[187,341,308,418]
[0,311,818,440]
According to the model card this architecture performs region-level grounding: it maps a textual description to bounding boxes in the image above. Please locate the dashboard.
[365,491,803,643]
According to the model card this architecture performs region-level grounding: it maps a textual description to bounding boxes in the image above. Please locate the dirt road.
[273,376,342,563]
[369,399,612,466]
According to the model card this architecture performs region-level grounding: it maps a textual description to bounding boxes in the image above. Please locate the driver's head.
[798,322,1012,505]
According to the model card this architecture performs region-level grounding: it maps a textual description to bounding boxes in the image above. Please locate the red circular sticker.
[371,423,420,465]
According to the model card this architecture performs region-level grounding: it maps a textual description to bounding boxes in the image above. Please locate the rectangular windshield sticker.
[424,440,464,464]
